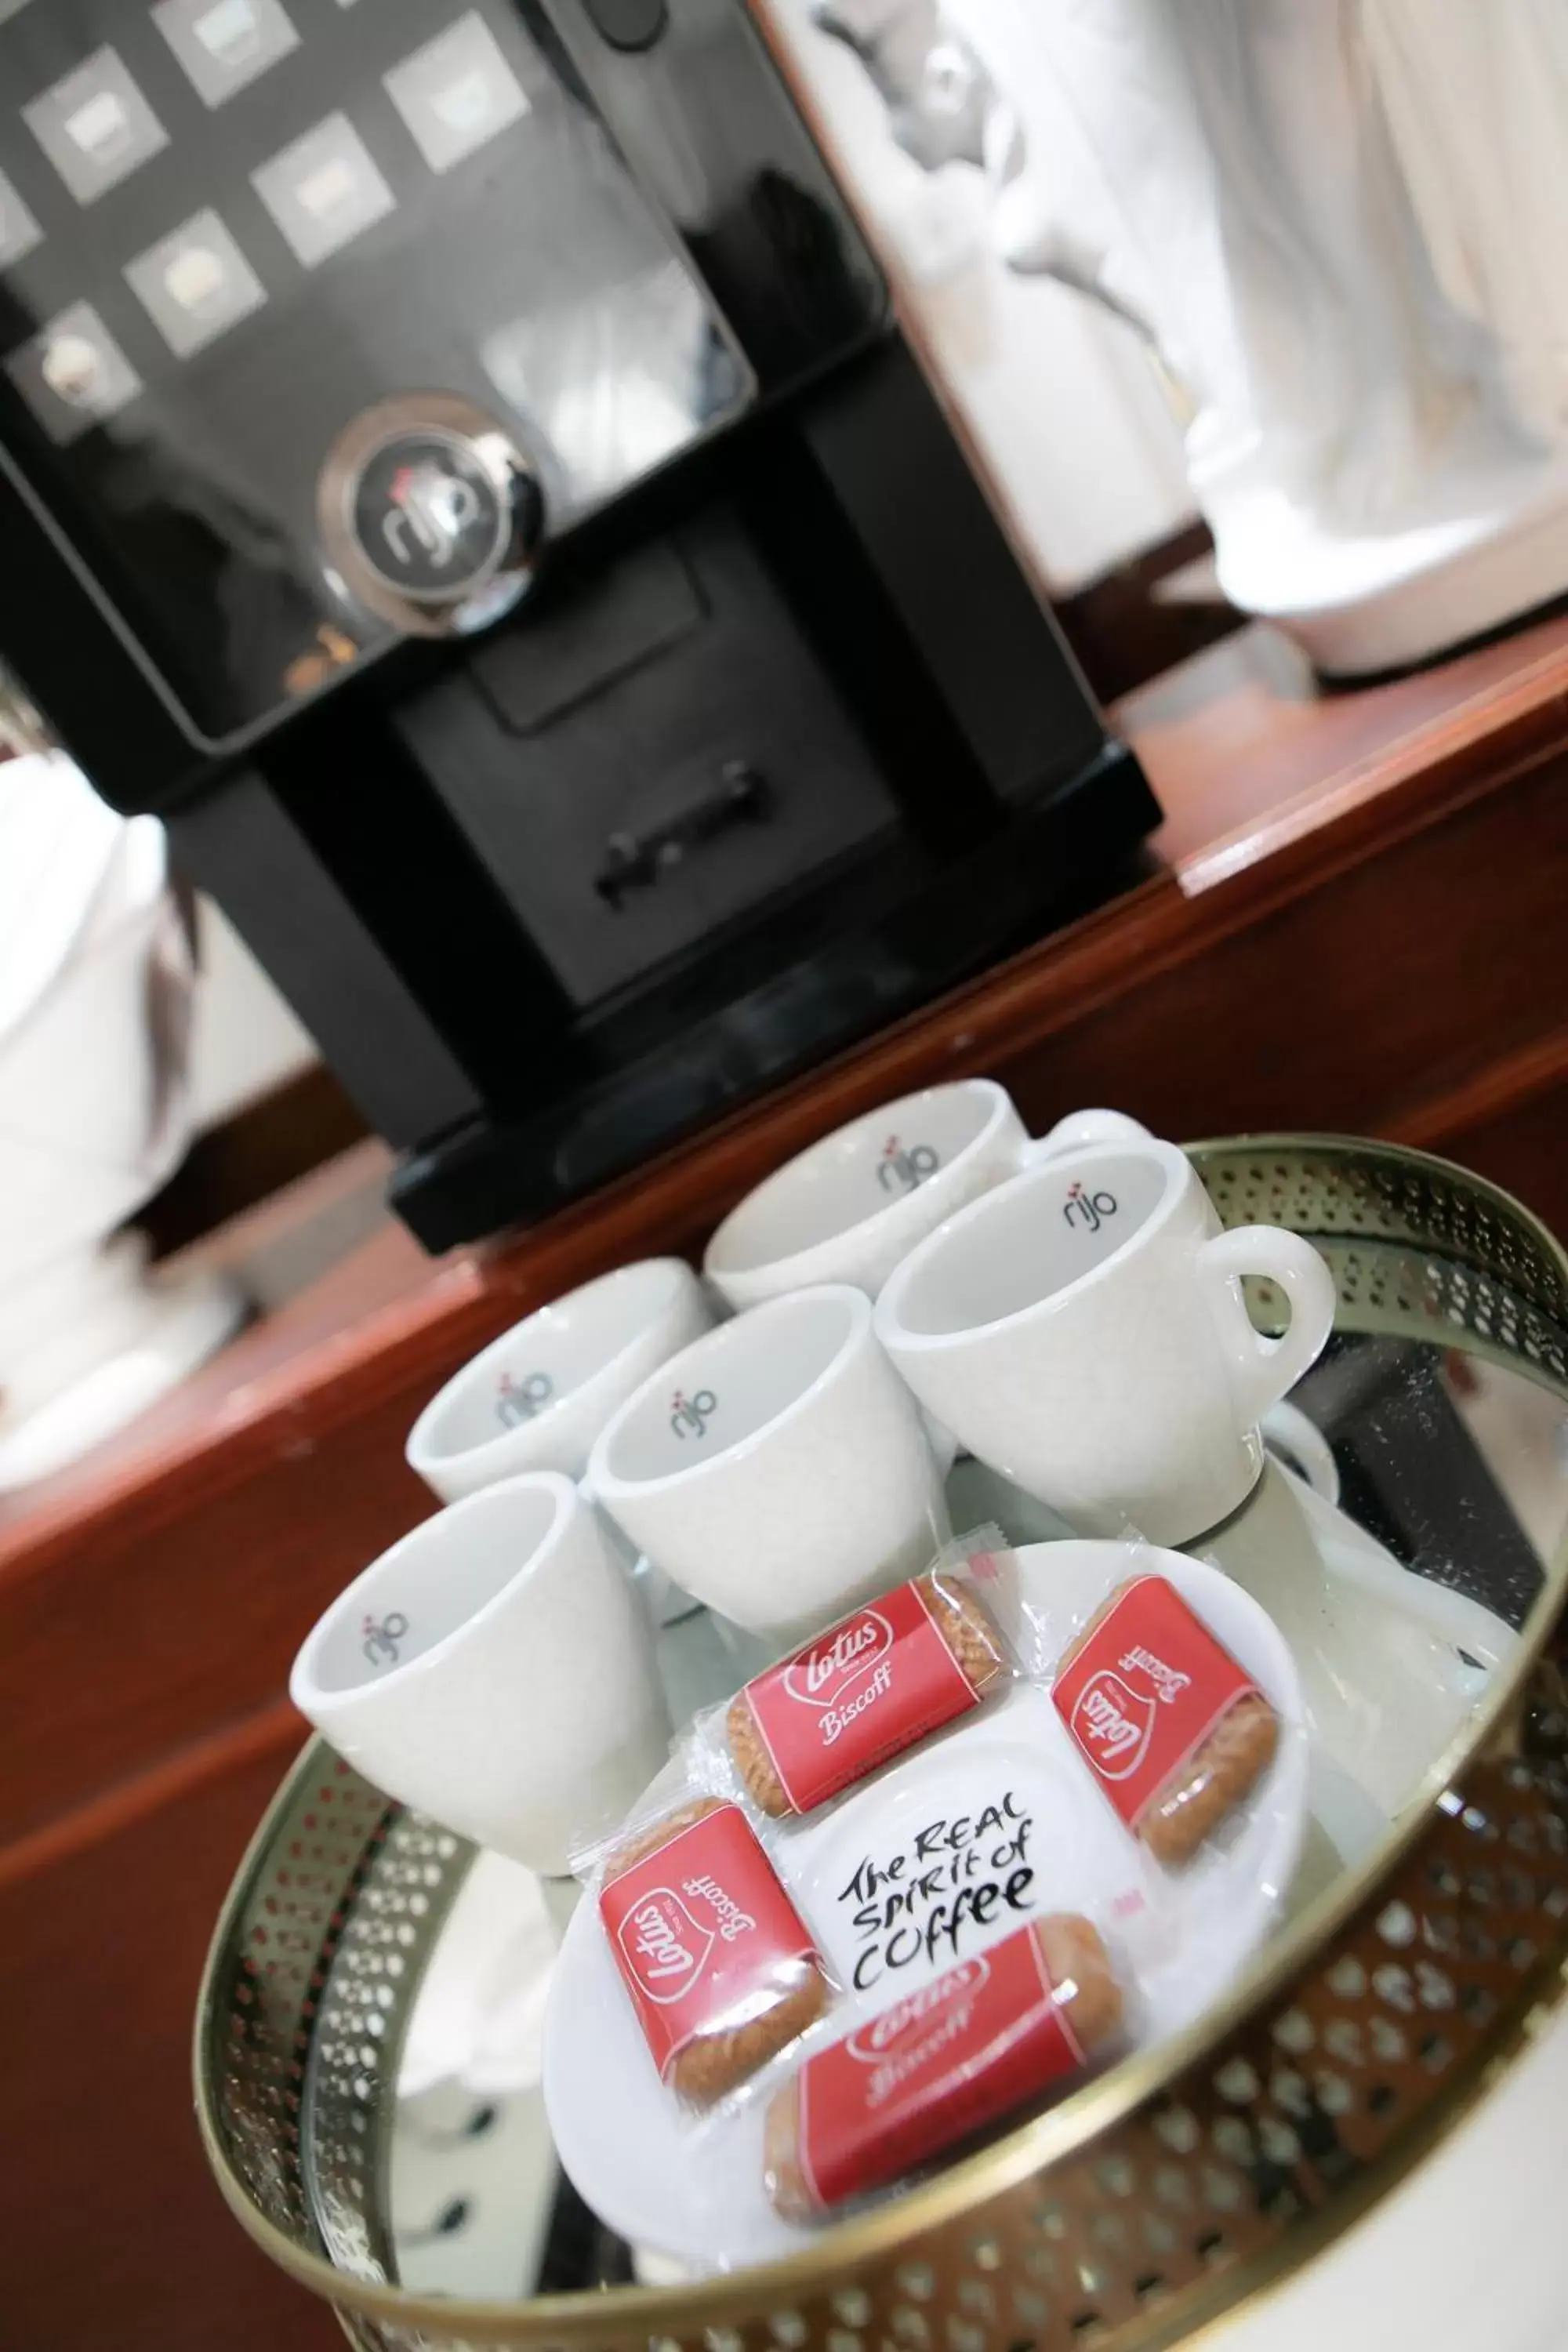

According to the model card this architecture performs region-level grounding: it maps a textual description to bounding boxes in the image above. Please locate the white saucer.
[542,1544,1307,2268]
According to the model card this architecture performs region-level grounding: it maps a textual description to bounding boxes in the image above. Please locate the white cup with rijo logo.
[587,1284,952,1646]
[289,1473,673,1877]
[874,1138,1337,1546]
[702,1081,1147,1312]
[405,1259,713,1503]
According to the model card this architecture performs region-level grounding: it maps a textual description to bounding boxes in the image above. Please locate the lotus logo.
[617,1886,715,2005]
[784,1609,895,1708]
[1071,1670,1156,1779]
[848,1957,991,2062]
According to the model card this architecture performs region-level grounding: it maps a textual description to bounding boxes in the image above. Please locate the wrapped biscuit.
[723,1551,1013,1820]
[1050,1574,1279,1864]
[764,1914,1121,2221]
[598,1797,832,2108]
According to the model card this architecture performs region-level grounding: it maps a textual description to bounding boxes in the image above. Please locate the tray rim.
[194,1131,1568,2341]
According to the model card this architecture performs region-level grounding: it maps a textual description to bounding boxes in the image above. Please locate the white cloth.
[0,752,152,1044]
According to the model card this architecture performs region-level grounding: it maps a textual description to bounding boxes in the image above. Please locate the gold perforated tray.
[196,1138,1568,2350]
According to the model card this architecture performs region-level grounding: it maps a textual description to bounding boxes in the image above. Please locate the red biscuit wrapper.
[1051,1575,1279,1864]
[599,1798,830,2107]
[726,1568,1009,1819]
[764,1914,1121,2220]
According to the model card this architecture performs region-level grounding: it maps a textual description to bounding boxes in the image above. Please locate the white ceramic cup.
[289,1473,672,1877]
[702,1081,1148,1310]
[405,1259,713,1502]
[874,1136,1337,1544]
[587,1283,950,1645]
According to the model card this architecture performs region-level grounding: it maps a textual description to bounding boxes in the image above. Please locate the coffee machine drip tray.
[387,736,1156,1251]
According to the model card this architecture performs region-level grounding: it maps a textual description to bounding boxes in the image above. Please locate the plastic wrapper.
[1047,1567,1279,1866]
[546,1504,1308,2265]
[700,1532,1018,1823]
[596,1795,833,2110]
[579,1534,1017,2124]
[763,1912,1123,2221]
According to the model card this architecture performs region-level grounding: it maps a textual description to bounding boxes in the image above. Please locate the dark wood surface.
[5,612,1568,2347]
[2,1704,341,2352]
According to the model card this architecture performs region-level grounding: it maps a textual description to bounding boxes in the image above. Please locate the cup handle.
[1196,1225,1338,1430]
[1261,1399,1341,1504]
[1018,1109,1150,1167]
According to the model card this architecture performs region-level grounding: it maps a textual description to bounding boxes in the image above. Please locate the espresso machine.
[0,0,1159,1249]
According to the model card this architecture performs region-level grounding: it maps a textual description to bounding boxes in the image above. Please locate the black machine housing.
[0,0,1159,1249]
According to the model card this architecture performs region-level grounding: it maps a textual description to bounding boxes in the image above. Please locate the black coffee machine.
[0,0,1159,1249]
